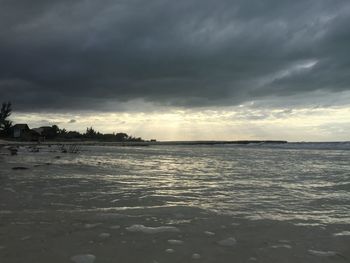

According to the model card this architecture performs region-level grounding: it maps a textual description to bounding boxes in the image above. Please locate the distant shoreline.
[0,139,288,147]
[2,139,350,147]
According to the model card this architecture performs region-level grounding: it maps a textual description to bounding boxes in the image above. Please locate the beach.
[0,143,349,262]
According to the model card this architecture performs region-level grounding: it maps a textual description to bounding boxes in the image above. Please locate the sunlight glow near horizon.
[11,105,350,142]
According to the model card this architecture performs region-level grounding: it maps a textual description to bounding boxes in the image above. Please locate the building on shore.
[12,124,30,138]
[12,124,41,141]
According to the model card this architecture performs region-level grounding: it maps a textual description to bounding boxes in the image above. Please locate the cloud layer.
[1,0,349,111]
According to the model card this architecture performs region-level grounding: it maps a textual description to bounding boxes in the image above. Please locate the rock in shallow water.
[71,254,96,263]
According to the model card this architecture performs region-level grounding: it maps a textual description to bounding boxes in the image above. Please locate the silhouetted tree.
[51,125,59,137]
[0,102,11,122]
[0,102,13,137]
[115,132,129,141]
[59,128,67,136]
[1,120,13,137]
[0,102,146,141]
[85,127,97,138]
[66,131,82,139]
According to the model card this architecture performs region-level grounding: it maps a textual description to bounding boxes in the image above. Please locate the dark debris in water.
[12,167,29,170]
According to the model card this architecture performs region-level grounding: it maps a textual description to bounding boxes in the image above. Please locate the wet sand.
[1,205,349,263]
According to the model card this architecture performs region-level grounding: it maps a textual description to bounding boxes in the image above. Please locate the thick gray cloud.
[0,0,349,111]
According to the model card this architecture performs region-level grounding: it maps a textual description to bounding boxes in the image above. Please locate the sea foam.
[308,250,337,257]
[333,231,350,236]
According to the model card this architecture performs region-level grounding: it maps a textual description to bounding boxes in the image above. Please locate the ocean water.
[0,143,349,262]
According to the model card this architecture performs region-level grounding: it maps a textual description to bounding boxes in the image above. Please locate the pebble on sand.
[192,253,201,259]
[4,188,16,193]
[271,244,292,249]
[70,254,96,263]
[165,248,175,253]
[204,231,215,236]
[98,233,111,238]
[217,237,237,247]
[167,239,184,245]
[84,223,102,229]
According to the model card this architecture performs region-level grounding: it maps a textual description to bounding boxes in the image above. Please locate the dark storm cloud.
[0,0,349,111]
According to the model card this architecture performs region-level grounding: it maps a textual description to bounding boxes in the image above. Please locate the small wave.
[333,231,350,236]
[328,182,350,191]
[126,224,180,234]
[308,250,337,257]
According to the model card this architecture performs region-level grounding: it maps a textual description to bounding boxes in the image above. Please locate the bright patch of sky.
[12,104,350,141]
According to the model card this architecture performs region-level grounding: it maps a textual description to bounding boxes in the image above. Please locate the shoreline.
[0,139,288,147]
[1,139,350,150]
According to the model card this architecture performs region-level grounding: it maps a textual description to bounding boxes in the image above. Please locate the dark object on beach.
[58,144,80,154]
[55,156,61,159]
[12,167,29,170]
[28,146,39,152]
[8,147,18,155]
[33,163,51,167]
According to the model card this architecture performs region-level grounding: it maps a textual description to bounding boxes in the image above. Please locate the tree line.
[52,126,143,142]
[0,102,144,142]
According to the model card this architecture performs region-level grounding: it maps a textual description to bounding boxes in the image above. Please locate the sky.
[1,0,350,141]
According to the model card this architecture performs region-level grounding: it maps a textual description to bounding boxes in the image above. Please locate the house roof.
[39,126,54,130]
[13,124,29,129]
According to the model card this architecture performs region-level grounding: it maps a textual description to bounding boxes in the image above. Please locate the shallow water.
[0,143,349,262]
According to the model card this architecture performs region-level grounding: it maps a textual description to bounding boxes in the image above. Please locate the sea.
[0,142,349,262]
